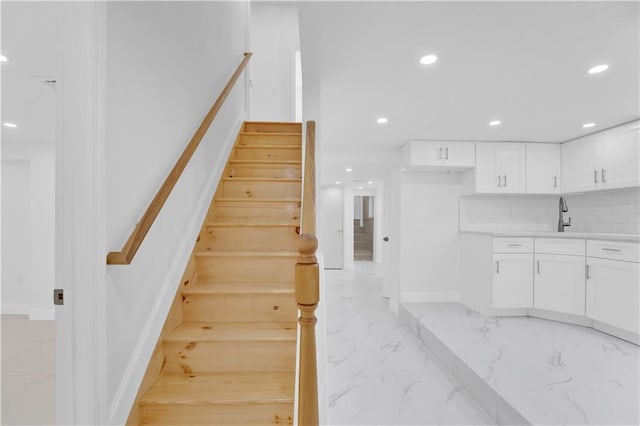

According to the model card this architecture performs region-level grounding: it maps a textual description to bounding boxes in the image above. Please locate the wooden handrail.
[107,52,252,265]
[296,121,319,425]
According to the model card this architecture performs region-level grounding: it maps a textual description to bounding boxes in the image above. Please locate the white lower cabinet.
[492,253,533,309]
[586,257,639,334]
[534,253,585,316]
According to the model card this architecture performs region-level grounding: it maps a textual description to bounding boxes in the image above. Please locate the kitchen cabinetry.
[534,239,585,316]
[492,238,533,308]
[525,143,561,194]
[401,140,475,172]
[586,240,639,334]
[475,143,526,193]
[562,121,639,193]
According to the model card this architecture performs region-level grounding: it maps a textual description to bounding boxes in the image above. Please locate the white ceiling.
[1,2,60,145]
[298,1,639,149]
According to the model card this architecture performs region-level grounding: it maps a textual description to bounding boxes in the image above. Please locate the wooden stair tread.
[229,160,302,165]
[165,322,296,343]
[240,132,301,137]
[140,372,295,406]
[234,144,301,149]
[194,251,297,258]
[205,222,298,228]
[222,177,301,182]
[182,281,293,295]
[215,198,301,203]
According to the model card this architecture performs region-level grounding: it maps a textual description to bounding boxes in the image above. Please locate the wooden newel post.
[296,233,319,426]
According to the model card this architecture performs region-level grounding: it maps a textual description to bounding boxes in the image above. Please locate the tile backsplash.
[459,189,640,235]
[459,196,557,232]
[564,188,640,234]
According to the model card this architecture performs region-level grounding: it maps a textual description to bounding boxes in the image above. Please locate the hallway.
[324,262,491,425]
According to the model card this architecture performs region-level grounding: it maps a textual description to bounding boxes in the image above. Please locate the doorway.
[353,195,374,261]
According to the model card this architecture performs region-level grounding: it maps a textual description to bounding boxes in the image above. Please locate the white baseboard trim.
[401,291,461,303]
[1,304,55,320]
[1,304,31,316]
[107,111,245,425]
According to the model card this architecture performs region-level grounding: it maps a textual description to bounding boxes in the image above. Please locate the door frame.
[55,3,108,424]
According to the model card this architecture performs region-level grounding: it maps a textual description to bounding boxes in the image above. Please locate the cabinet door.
[475,143,500,193]
[602,122,640,190]
[561,134,604,193]
[443,142,475,168]
[526,144,561,194]
[534,254,585,316]
[496,143,526,193]
[492,253,533,308]
[586,257,639,334]
[405,141,443,166]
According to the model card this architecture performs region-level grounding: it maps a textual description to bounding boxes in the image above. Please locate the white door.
[586,257,639,334]
[492,253,533,308]
[534,254,585,315]
[320,187,343,269]
[603,122,640,190]
[526,143,561,194]
[497,143,526,193]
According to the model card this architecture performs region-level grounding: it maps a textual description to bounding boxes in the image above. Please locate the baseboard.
[107,110,245,425]
[1,303,31,316]
[593,320,640,345]
[528,308,593,328]
[401,291,461,303]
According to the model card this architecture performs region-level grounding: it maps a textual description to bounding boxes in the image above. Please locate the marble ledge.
[459,230,640,243]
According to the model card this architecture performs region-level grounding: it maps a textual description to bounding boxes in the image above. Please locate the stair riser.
[164,341,296,374]
[234,147,301,161]
[195,256,296,282]
[204,226,298,252]
[142,404,293,425]
[182,294,297,322]
[239,133,301,146]
[227,164,302,179]
[222,180,301,199]
[212,201,300,223]
[245,122,301,133]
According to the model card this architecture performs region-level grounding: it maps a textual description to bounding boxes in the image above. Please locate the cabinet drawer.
[587,240,639,263]
[493,237,533,253]
[535,238,585,256]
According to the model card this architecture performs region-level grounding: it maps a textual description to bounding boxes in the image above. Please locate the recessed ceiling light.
[358,186,364,190]
[367,181,374,184]
[489,120,501,126]
[582,122,596,128]
[3,122,17,128]
[335,181,341,185]
[400,168,406,172]
[346,168,353,172]
[0,55,7,62]
[420,54,438,65]
[376,117,389,124]
[587,64,609,74]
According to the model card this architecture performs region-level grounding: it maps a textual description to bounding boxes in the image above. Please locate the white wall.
[103,2,249,422]
[1,143,56,319]
[399,173,462,303]
[249,4,300,121]
[459,195,557,232]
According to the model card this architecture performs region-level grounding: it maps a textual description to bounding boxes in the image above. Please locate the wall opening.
[353,195,374,261]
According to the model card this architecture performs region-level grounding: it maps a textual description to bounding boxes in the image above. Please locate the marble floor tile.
[324,263,492,425]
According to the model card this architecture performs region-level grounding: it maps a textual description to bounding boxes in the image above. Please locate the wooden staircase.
[128,121,303,425]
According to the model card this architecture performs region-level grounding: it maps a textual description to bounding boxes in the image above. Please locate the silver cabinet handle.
[504,175,507,187]
[496,261,500,274]
[507,243,523,247]
[601,168,606,183]
[497,175,502,187]
[438,147,443,160]
[601,247,621,253]
[594,169,599,184]
[444,147,449,160]
[586,264,591,279]
[553,176,557,188]
[537,260,540,274]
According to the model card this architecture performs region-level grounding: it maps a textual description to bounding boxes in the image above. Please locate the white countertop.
[459,230,640,243]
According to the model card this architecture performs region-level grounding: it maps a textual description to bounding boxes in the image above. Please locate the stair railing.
[106,52,252,265]
[296,121,319,425]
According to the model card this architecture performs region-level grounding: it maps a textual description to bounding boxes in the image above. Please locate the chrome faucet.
[558,197,571,232]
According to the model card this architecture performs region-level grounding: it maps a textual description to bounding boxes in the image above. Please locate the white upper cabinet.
[562,121,639,193]
[526,143,561,194]
[475,142,526,193]
[401,141,475,172]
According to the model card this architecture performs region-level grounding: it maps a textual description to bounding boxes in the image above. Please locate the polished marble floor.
[324,262,491,425]
[402,303,640,425]
[1,315,56,425]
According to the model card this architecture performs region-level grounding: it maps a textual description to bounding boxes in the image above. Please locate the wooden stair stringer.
[127,122,302,426]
